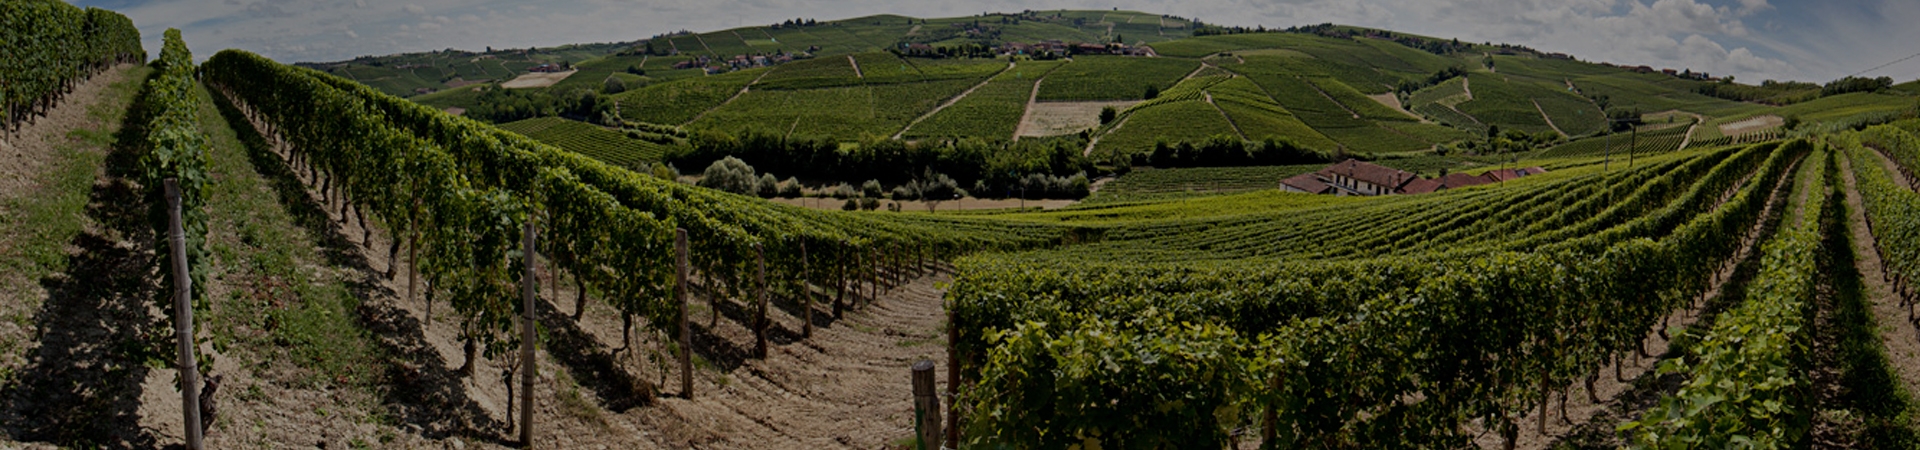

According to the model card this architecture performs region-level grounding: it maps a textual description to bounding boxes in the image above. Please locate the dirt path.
[1083,114,1127,157]
[847,55,863,79]
[1462,75,1474,101]
[1181,63,1210,81]
[683,70,771,126]
[1204,91,1245,140]
[0,64,163,449]
[1838,152,1920,408]
[895,62,1014,139]
[1533,99,1567,136]
[1304,78,1361,119]
[1371,92,1425,122]
[1486,156,1801,449]
[0,65,137,200]
[1672,111,1706,150]
[694,34,715,55]
[223,87,974,448]
[1011,75,1047,141]
[905,25,921,36]
[619,271,955,448]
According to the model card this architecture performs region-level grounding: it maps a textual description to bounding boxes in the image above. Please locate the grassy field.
[1534,93,1606,136]
[689,79,979,138]
[1308,77,1416,122]
[1455,73,1555,135]
[496,117,672,167]
[542,53,652,93]
[1036,56,1199,101]
[906,60,1066,139]
[612,68,765,125]
[1241,71,1432,153]
[1209,77,1343,152]
[1094,98,1240,156]
[1408,77,1470,106]
[754,56,861,89]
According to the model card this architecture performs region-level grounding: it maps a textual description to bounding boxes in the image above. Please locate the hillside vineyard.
[10,5,1920,449]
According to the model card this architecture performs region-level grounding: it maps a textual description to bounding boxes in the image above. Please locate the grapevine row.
[1,0,144,132]
[949,140,1809,446]
[1625,140,1832,447]
[141,29,215,374]
[201,49,1072,371]
[1847,126,1920,321]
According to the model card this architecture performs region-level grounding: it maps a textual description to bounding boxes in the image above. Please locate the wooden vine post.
[1262,375,1279,445]
[801,241,813,339]
[676,228,693,398]
[520,219,537,446]
[407,198,420,313]
[834,241,847,320]
[869,247,879,306]
[754,243,768,359]
[944,306,960,449]
[165,179,204,450]
[912,360,941,450]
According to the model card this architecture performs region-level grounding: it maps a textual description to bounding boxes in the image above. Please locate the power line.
[1845,50,1920,79]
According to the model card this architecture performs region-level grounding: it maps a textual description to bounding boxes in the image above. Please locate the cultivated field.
[12,5,1920,450]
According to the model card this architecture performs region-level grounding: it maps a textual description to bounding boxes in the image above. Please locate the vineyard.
[1538,123,1692,158]
[1034,56,1199,101]
[1,0,143,132]
[13,6,1920,450]
[903,60,1066,139]
[950,139,1813,447]
[495,117,672,168]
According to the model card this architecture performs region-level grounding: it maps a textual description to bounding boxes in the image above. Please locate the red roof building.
[1320,159,1420,195]
[1279,172,1334,194]
[1400,177,1442,194]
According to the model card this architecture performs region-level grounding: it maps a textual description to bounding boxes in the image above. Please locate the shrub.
[756,173,779,198]
[696,156,758,195]
[778,177,804,198]
[829,183,856,199]
[891,185,920,201]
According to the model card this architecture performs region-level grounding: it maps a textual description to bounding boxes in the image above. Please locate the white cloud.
[345,29,358,39]
[416,21,441,31]
[403,4,424,14]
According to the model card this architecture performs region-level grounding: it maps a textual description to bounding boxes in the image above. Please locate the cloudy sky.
[74,0,1919,84]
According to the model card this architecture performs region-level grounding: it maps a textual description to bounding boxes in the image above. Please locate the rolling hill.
[347,10,1916,171]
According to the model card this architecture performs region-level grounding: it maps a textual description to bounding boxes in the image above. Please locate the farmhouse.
[1280,159,1548,196]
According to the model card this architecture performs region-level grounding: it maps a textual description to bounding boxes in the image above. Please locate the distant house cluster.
[672,51,806,74]
[998,40,1155,57]
[1280,159,1546,196]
